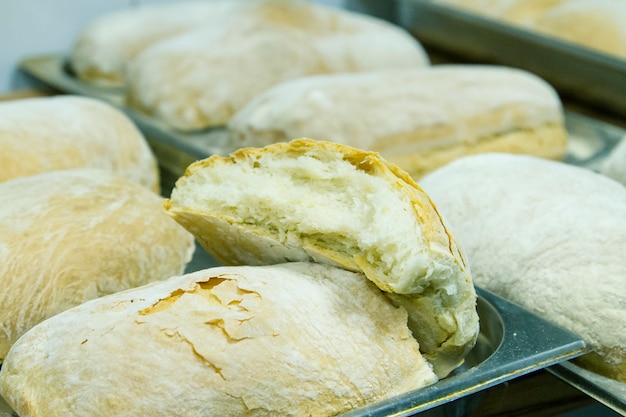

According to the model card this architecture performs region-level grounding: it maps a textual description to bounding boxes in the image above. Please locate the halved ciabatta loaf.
[0,168,195,362]
[0,263,438,417]
[164,138,479,377]
[420,153,626,382]
[227,65,567,179]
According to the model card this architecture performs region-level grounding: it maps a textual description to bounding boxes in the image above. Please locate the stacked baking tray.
[394,0,626,121]
[12,52,624,416]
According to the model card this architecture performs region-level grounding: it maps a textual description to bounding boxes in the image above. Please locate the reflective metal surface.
[339,287,587,416]
[395,0,626,120]
[548,362,626,416]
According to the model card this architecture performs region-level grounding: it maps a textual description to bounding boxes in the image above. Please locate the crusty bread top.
[0,95,160,192]
[227,65,564,157]
[125,0,429,130]
[165,138,479,377]
[0,263,437,417]
[420,153,626,381]
[0,168,195,362]
[70,1,240,86]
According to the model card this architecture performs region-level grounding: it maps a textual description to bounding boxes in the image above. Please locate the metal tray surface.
[548,362,626,416]
[394,0,626,119]
[18,54,624,177]
[0,287,586,417]
[339,286,586,417]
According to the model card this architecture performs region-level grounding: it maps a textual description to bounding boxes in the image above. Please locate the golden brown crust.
[0,168,195,361]
[0,95,160,192]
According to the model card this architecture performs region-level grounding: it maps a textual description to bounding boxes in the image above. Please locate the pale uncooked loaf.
[600,135,626,186]
[420,153,626,382]
[0,95,160,191]
[0,168,195,362]
[164,138,479,377]
[228,65,568,179]
[125,0,429,131]
[0,263,438,417]
[70,1,240,86]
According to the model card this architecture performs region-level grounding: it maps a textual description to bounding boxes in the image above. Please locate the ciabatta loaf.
[125,0,429,131]
[0,95,159,191]
[70,1,239,86]
[228,65,567,179]
[600,135,626,186]
[0,169,195,362]
[0,263,438,417]
[164,139,479,377]
[420,153,626,382]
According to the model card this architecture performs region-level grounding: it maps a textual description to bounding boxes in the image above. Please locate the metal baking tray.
[0,286,586,417]
[18,53,624,179]
[548,362,626,416]
[394,0,626,120]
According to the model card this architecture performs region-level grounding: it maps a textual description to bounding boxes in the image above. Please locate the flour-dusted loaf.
[600,135,626,186]
[0,95,160,191]
[420,153,626,382]
[125,0,429,131]
[70,1,240,86]
[164,139,479,377]
[0,263,438,417]
[228,65,567,179]
[0,169,195,362]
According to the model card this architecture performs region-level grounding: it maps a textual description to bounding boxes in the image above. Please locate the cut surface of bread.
[0,263,438,417]
[0,95,160,192]
[227,65,567,179]
[420,152,626,382]
[0,168,195,362]
[164,138,479,377]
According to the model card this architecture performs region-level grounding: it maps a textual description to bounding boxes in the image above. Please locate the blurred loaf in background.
[70,0,242,86]
[69,0,430,130]
[122,0,430,130]
[228,65,568,179]
[0,95,160,192]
